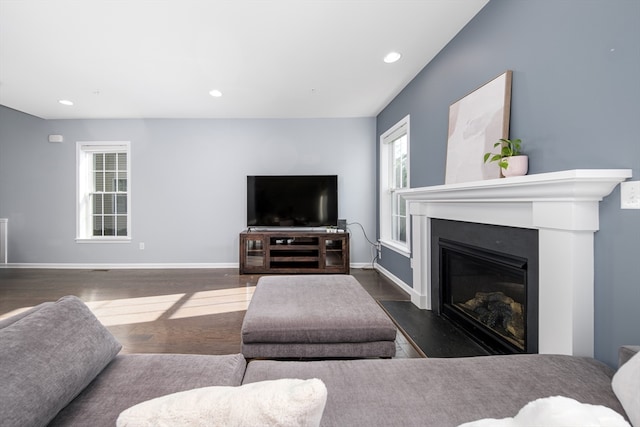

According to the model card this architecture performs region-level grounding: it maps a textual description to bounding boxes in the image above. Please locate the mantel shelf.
[398,169,632,203]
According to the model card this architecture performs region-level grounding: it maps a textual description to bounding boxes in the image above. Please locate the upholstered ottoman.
[241,275,397,359]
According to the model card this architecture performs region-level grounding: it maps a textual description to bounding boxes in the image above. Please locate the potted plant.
[483,138,528,177]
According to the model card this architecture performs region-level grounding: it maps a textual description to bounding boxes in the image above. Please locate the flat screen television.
[247,175,338,228]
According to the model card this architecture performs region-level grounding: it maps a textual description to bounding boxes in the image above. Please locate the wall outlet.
[620,181,640,209]
[376,242,382,260]
[139,242,145,250]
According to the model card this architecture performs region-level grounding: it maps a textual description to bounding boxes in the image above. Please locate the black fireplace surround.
[430,219,539,354]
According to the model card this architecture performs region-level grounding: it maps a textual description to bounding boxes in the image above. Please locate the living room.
[1,0,638,371]
[1,1,639,426]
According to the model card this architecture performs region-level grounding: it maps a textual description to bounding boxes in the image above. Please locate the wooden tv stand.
[239,230,350,274]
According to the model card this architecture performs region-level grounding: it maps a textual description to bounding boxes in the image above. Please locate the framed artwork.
[445,70,512,184]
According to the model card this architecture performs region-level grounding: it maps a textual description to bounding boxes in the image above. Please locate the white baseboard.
[0,263,238,269]
[350,262,375,269]
[1,262,373,270]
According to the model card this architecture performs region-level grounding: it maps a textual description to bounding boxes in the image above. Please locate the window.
[380,115,410,252]
[76,142,131,242]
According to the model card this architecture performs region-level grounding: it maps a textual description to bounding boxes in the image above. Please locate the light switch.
[621,181,640,209]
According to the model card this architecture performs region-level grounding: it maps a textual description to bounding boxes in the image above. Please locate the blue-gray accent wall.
[379,246,412,286]
[376,0,640,367]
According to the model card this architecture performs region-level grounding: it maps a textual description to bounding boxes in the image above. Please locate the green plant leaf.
[484,138,523,166]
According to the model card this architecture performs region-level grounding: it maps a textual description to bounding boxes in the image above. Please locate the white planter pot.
[502,155,528,177]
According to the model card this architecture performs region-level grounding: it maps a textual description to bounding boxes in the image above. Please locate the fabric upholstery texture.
[241,275,396,358]
[243,354,627,427]
[242,340,396,359]
[116,378,327,427]
[0,296,122,427]
[612,349,640,427]
[242,275,396,344]
[0,302,53,329]
[49,353,247,427]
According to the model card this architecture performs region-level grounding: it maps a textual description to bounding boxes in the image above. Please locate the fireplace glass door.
[440,239,527,353]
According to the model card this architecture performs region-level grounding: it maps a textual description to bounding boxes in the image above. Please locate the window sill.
[380,239,411,258]
[76,238,131,244]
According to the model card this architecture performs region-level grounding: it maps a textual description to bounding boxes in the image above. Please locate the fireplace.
[398,169,630,356]
[432,219,538,354]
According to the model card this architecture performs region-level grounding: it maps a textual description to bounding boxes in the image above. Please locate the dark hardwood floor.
[0,268,422,358]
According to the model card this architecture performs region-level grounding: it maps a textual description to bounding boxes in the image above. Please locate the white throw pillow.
[458,395,630,427]
[612,350,640,427]
[117,378,327,427]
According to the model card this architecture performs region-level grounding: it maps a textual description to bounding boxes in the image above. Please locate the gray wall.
[376,0,640,367]
[0,106,377,265]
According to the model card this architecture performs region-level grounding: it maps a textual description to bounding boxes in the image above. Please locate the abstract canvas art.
[445,71,512,184]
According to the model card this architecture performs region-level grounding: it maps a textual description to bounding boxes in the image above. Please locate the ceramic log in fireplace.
[432,219,539,354]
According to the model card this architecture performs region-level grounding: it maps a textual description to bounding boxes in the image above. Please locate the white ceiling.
[0,0,488,120]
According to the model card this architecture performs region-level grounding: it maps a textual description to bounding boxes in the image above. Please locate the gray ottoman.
[241,275,397,359]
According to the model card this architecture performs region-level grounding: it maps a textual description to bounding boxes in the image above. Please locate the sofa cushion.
[49,353,247,427]
[241,341,397,359]
[116,378,327,427]
[612,350,640,427]
[242,275,397,344]
[0,295,122,427]
[244,354,626,427]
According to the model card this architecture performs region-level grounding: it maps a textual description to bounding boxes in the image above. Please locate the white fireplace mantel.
[398,169,632,357]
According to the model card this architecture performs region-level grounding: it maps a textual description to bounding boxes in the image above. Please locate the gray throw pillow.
[0,295,122,427]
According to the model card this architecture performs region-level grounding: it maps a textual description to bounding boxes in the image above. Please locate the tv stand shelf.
[239,230,350,274]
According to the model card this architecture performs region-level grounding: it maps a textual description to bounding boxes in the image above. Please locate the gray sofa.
[1,296,635,427]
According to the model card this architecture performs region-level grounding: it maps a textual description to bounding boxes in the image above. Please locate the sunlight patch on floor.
[0,306,32,320]
[169,286,256,320]
[86,294,185,326]
[0,286,256,327]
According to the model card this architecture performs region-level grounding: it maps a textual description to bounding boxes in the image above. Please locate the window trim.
[76,141,131,243]
[379,115,410,255]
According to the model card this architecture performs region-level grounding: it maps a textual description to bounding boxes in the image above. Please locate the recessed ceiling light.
[209,89,222,97]
[58,99,74,106]
[383,52,402,64]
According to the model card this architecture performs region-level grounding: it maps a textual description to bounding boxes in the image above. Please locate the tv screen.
[247,175,338,227]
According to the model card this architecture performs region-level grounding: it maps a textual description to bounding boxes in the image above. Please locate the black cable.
[347,222,379,269]
[346,222,378,247]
